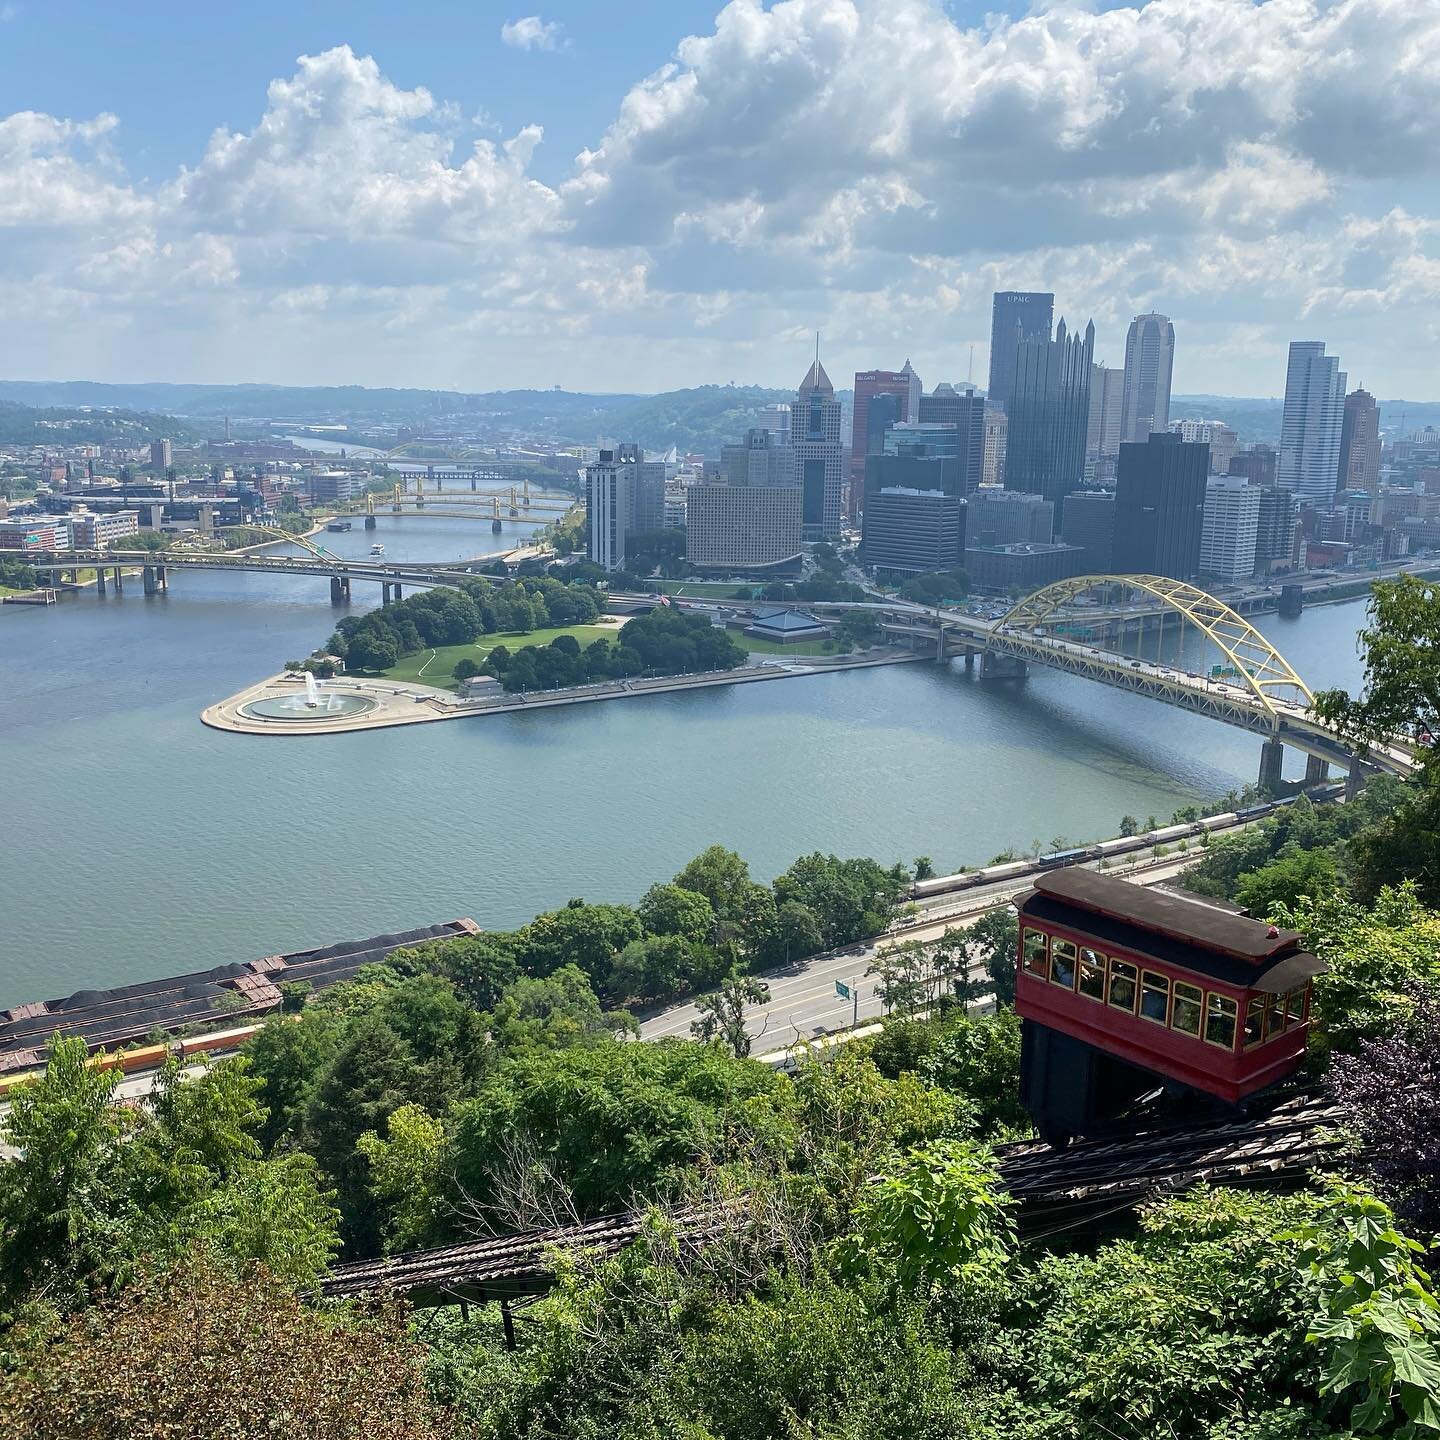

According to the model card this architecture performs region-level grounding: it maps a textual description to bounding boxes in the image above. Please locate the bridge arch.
[995,574,1314,719]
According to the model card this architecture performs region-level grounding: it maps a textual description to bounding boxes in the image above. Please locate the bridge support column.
[981,650,1028,681]
[1258,737,1284,791]
[113,566,123,592]
[381,583,392,605]
[95,567,106,595]
[329,576,351,604]
[143,565,159,596]
[1346,755,1365,802]
[364,514,377,530]
[392,583,402,602]
[963,649,975,671]
[1303,754,1329,788]
[157,565,167,592]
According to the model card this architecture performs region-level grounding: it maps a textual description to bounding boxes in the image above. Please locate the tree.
[964,907,1018,1006]
[1234,848,1340,919]
[452,656,481,681]
[751,898,825,968]
[0,1035,124,1306]
[690,973,771,1057]
[773,853,908,949]
[636,882,715,945]
[1328,984,1440,1234]
[1,1257,453,1439]
[1313,575,1440,753]
[913,856,936,882]
[486,964,626,1052]
[609,934,704,1004]
[674,845,755,926]
[843,1139,1013,1293]
[868,941,930,1016]
[356,1103,451,1253]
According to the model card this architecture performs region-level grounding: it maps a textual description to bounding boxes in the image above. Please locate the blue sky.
[0,0,1436,398]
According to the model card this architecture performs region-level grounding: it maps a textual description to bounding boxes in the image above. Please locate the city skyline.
[0,0,1436,397]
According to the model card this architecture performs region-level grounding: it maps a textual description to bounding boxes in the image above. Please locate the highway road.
[638,849,1210,1049]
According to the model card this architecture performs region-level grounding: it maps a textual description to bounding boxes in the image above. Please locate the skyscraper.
[1119,312,1175,444]
[1199,475,1261,582]
[1003,316,1094,526]
[1087,364,1123,469]
[1253,486,1300,573]
[1278,341,1346,508]
[1060,490,1116,573]
[1112,432,1207,580]
[584,449,634,571]
[1339,387,1381,493]
[982,406,1007,486]
[791,356,844,540]
[916,383,985,495]
[849,369,913,513]
[988,291,1054,411]
[720,428,793,488]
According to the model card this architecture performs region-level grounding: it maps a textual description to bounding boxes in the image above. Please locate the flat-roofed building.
[685,483,803,572]
[861,487,966,577]
[965,541,1086,591]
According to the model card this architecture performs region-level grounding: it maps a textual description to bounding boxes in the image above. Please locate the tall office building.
[861,488,966,577]
[1253,486,1300,573]
[1172,419,1238,475]
[755,403,792,443]
[988,291,1054,411]
[967,487,1054,546]
[982,406,1007,486]
[1112,432,1208,580]
[1278,341,1346,507]
[1087,364,1124,468]
[720,428,794,488]
[850,369,914,511]
[629,449,670,535]
[1003,316,1094,526]
[1339,387,1381,492]
[1229,445,1278,487]
[149,439,172,470]
[584,447,636,570]
[917,383,985,495]
[685,484,803,571]
[1119,312,1175,443]
[1060,489,1116,573]
[791,357,844,540]
[1199,475,1261,582]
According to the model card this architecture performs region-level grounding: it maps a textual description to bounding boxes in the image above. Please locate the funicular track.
[321,1089,1347,1308]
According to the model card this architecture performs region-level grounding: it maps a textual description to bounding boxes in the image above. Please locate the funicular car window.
[1243,996,1267,1048]
[1140,971,1170,1024]
[1205,993,1238,1049]
[1077,948,1106,1001]
[1171,982,1202,1037]
[1108,959,1137,1012]
[1050,938,1077,989]
[1285,986,1307,1026]
[1022,929,1048,977]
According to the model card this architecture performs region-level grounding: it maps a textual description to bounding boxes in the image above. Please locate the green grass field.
[655,581,759,599]
[381,623,620,690]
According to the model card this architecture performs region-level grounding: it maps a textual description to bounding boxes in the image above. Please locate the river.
[0,519,1370,1007]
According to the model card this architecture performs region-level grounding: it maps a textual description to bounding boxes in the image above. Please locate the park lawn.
[381,622,620,690]
[656,581,759,599]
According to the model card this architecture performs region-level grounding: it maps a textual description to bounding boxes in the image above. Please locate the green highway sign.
[835,980,851,1001]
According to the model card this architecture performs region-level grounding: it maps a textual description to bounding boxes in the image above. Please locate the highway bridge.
[669,575,1419,784]
[27,546,512,604]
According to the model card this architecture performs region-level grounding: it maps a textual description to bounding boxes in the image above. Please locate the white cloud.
[0,6,1437,395]
[500,16,564,51]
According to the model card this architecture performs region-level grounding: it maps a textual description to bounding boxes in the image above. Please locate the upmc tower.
[988,291,1055,410]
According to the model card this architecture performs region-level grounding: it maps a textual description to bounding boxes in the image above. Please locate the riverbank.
[201,651,920,736]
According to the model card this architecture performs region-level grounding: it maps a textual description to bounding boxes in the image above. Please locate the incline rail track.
[321,1090,1346,1308]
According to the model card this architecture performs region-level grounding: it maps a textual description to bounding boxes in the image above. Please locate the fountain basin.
[240,692,379,722]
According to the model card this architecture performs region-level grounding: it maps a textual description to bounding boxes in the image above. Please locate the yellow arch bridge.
[807,574,1418,787]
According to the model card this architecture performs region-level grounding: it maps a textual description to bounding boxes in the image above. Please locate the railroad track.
[321,1089,1347,1307]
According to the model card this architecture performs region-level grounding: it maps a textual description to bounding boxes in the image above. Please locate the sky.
[1,0,1437,399]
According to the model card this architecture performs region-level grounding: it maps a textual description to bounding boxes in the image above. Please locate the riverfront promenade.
[201,651,920,735]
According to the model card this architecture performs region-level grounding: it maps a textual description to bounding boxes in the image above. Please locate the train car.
[178,1023,266,1060]
[1148,823,1195,845]
[976,860,1034,886]
[1198,812,1239,832]
[1014,867,1323,1145]
[1093,836,1139,857]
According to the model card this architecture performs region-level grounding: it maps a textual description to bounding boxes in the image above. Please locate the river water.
[0,512,1369,1006]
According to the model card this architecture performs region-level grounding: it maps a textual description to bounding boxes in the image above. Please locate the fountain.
[238,670,381,723]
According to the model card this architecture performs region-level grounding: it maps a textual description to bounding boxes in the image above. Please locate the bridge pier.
[95,567,106,595]
[330,576,351,605]
[964,649,975,671]
[1258,737,1284,791]
[392,583,403,602]
[1303,754,1329,788]
[364,514,377,530]
[1346,755,1365,802]
[143,565,158,595]
[981,650,1028,681]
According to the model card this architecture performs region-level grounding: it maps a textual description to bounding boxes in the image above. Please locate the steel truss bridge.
[760,573,1417,780]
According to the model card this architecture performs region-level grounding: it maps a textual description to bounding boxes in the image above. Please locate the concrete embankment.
[201,652,920,737]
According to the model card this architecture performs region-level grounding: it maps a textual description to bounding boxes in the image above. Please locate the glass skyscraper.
[988,291,1054,411]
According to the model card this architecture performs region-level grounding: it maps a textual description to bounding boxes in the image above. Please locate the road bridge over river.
[669,574,1419,785]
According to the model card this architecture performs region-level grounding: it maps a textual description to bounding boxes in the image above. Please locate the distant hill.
[558,385,794,455]
[0,401,198,448]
